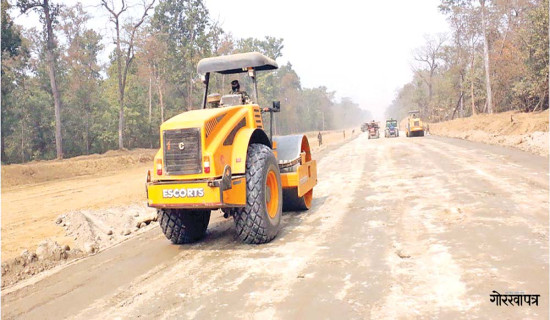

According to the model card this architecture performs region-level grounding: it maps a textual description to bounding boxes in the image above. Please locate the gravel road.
[2,133,548,319]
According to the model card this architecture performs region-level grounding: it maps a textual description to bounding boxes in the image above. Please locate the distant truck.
[384,119,399,138]
[361,123,368,132]
[406,111,425,137]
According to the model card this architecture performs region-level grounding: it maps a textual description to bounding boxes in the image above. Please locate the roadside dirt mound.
[57,204,158,252]
[1,148,156,189]
[1,204,159,288]
[432,110,548,135]
[1,239,86,288]
[430,110,548,156]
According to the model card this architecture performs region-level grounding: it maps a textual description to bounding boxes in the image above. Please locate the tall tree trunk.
[21,121,24,163]
[428,72,434,101]
[428,76,433,119]
[115,20,125,149]
[1,135,5,163]
[1,122,6,162]
[459,73,464,118]
[44,0,63,158]
[148,76,153,148]
[85,108,90,154]
[470,79,476,116]
[118,94,124,149]
[188,77,192,110]
[148,76,152,124]
[156,78,165,123]
[452,92,464,119]
[102,0,155,149]
[480,0,493,114]
[470,46,477,116]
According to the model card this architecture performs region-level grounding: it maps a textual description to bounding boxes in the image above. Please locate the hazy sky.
[206,0,450,119]
[13,0,450,119]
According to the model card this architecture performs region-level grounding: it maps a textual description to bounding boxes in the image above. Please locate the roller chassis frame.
[146,155,317,211]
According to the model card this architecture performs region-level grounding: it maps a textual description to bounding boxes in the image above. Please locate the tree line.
[1,0,371,164]
[386,0,548,122]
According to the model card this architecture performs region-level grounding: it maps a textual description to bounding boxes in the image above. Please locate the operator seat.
[221,94,244,107]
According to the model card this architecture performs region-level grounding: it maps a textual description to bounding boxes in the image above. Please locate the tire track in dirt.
[372,136,549,319]
[361,137,476,319]
[269,137,393,319]
[420,137,548,243]
[416,137,549,319]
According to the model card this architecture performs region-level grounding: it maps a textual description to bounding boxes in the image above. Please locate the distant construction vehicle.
[367,121,380,139]
[406,111,425,137]
[145,52,317,244]
[384,119,399,138]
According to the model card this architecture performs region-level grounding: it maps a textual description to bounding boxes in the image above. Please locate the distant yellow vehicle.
[146,52,317,245]
[406,110,425,137]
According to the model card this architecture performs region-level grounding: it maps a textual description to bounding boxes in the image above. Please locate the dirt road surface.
[2,133,548,319]
[0,131,346,263]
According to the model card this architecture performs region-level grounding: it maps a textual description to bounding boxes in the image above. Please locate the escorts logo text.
[163,188,204,198]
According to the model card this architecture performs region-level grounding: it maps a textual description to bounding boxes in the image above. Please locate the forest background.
[2,0,547,164]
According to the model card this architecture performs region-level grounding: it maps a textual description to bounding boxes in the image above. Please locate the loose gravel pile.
[2,204,158,288]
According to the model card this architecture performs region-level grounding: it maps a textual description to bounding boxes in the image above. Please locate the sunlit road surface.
[2,133,548,319]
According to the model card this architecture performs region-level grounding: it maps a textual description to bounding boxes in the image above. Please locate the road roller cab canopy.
[408,110,421,118]
[197,52,278,75]
[198,52,279,109]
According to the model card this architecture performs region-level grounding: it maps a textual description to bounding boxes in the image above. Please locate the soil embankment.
[429,110,548,156]
[1,148,156,189]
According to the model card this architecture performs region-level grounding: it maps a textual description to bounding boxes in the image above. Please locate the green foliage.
[1,0,22,57]
[1,0,24,162]
[151,0,218,111]
[2,0,369,164]
[512,0,549,111]
[58,3,106,156]
[389,0,548,122]
[235,36,284,59]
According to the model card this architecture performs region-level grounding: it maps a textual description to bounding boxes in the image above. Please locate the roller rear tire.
[158,209,210,244]
[233,144,282,244]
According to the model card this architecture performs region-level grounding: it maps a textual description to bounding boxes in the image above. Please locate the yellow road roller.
[406,110,425,137]
[146,52,317,244]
